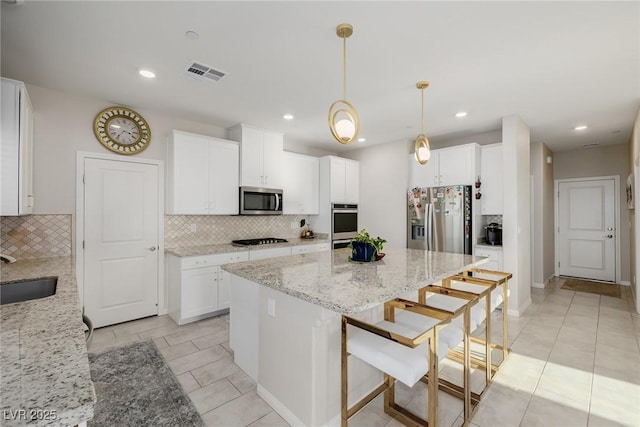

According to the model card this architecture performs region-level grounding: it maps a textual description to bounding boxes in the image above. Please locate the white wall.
[530,142,555,287]
[502,115,532,316]
[343,139,411,249]
[27,83,228,215]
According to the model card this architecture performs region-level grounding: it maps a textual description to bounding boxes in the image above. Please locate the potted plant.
[348,229,387,262]
[299,219,314,239]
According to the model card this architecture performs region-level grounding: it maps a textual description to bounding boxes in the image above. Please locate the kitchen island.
[0,257,95,427]
[222,247,487,427]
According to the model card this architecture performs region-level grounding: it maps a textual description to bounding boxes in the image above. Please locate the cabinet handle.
[148,246,157,251]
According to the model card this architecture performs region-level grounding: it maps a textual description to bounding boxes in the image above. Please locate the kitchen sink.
[0,276,58,305]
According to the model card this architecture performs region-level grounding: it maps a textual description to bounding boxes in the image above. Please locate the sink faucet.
[0,254,17,264]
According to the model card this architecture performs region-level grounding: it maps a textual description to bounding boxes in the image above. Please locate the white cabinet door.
[209,139,240,214]
[1,78,34,215]
[238,125,264,187]
[168,132,209,214]
[475,247,503,271]
[344,159,360,203]
[480,144,503,215]
[439,145,474,186]
[181,266,219,318]
[218,269,232,309]
[282,152,319,214]
[330,157,347,203]
[409,151,439,188]
[262,130,283,189]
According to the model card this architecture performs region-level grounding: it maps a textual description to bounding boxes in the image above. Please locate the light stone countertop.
[165,236,330,257]
[1,257,95,426]
[221,247,488,314]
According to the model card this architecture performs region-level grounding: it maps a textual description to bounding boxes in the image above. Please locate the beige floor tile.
[87,329,141,354]
[192,330,229,350]
[247,411,291,427]
[226,370,257,394]
[520,395,588,427]
[348,407,389,427]
[112,314,176,337]
[152,336,169,349]
[534,363,592,411]
[195,314,229,329]
[191,355,242,387]
[168,345,230,375]
[176,371,201,394]
[137,322,199,340]
[159,341,199,361]
[470,383,530,427]
[164,323,226,346]
[547,342,595,372]
[188,378,241,414]
[201,391,273,427]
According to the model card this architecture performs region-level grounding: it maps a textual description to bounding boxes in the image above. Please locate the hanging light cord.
[420,87,425,134]
[342,34,347,100]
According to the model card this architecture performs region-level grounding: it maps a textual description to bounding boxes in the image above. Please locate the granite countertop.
[221,247,488,314]
[165,236,330,257]
[1,257,95,426]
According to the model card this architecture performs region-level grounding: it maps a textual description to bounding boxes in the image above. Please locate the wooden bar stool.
[342,299,454,426]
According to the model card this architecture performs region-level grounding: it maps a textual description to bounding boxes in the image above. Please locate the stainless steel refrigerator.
[407,185,472,254]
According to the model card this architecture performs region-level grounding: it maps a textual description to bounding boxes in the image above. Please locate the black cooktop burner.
[232,237,289,246]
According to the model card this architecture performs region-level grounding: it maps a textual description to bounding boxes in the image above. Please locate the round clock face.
[93,107,151,155]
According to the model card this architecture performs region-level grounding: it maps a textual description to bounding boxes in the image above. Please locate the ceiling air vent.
[184,61,226,83]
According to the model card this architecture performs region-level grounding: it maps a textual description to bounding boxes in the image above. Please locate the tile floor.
[88,277,640,427]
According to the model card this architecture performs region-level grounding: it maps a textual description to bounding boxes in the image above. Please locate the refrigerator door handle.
[426,203,433,250]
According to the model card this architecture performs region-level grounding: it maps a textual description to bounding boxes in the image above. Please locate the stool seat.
[347,319,449,387]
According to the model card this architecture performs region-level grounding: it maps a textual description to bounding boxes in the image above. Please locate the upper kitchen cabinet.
[480,143,503,215]
[167,130,239,215]
[409,143,480,188]
[321,156,359,204]
[282,151,319,215]
[228,124,283,189]
[1,78,34,215]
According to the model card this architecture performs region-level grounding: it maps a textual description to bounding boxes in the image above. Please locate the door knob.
[148,246,157,251]
[604,235,613,239]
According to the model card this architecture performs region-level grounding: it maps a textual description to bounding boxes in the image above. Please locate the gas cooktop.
[232,238,289,246]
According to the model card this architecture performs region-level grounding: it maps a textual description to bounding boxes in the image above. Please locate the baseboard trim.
[531,282,545,289]
[257,384,306,427]
[508,297,532,317]
[620,280,630,286]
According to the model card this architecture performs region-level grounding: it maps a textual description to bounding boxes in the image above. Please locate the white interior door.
[558,178,615,282]
[84,158,159,328]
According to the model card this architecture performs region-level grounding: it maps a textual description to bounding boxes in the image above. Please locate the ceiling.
[1,1,638,153]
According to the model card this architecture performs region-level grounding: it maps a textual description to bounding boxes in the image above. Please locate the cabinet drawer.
[249,246,292,261]
[475,248,502,262]
[292,245,317,255]
[316,242,331,252]
[181,251,249,269]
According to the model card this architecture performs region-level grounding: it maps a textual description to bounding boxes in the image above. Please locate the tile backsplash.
[165,215,311,248]
[0,215,72,259]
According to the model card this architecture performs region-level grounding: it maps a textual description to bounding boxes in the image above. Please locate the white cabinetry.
[167,251,249,325]
[474,246,503,271]
[167,130,239,215]
[321,156,359,204]
[249,246,292,261]
[480,143,503,215]
[410,143,480,188]
[1,78,34,215]
[292,242,331,254]
[229,124,283,189]
[282,152,319,214]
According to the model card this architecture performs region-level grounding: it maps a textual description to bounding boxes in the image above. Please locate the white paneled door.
[558,178,616,282]
[84,158,159,328]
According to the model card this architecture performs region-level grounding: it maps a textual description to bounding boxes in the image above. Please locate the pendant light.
[414,81,431,165]
[328,23,360,144]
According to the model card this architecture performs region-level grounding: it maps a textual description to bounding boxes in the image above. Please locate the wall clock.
[93,106,151,155]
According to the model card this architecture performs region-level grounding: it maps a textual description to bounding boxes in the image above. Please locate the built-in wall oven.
[332,203,358,248]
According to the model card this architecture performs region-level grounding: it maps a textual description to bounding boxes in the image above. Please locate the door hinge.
[558,261,560,268]
[82,174,85,184]
[82,240,85,249]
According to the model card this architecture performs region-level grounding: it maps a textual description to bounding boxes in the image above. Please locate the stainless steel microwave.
[239,186,283,215]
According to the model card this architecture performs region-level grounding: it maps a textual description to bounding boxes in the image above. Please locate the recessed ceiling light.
[357,138,366,142]
[455,112,467,118]
[185,30,200,40]
[574,125,588,131]
[138,69,156,79]
[283,114,294,120]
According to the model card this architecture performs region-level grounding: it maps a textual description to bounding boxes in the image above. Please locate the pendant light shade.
[328,23,360,144]
[414,81,431,165]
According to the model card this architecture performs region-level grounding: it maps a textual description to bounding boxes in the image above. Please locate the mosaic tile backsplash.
[0,215,72,259]
[165,214,313,248]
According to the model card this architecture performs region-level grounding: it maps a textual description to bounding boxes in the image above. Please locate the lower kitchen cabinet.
[167,251,249,325]
[474,246,503,271]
